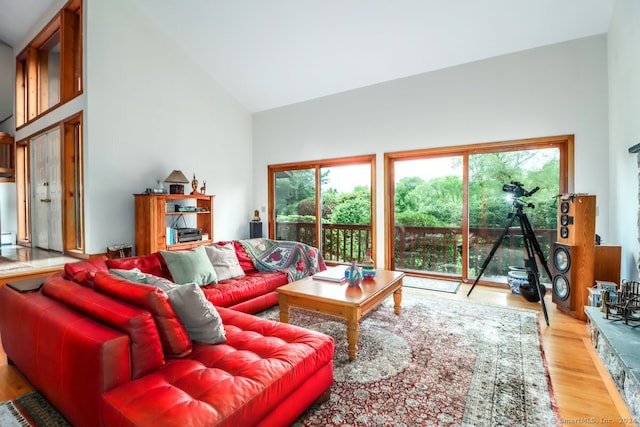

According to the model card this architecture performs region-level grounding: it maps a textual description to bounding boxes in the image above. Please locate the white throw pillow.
[144,274,226,344]
[204,243,246,282]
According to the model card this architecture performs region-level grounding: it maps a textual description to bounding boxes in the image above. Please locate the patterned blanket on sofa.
[239,239,326,282]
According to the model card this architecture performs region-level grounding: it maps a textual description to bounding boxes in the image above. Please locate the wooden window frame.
[63,113,84,253]
[384,135,574,279]
[15,140,30,244]
[15,0,82,128]
[268,155,377,263]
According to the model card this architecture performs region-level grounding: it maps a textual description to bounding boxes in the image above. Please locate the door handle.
[40,198,52,203]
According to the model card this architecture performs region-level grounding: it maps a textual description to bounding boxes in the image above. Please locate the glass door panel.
[274,168,317,248]
[467,148,559,285]
[393,156,463,276]
[320,164,372,263]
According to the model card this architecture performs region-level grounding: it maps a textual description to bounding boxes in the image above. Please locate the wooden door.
[32,128,62,251]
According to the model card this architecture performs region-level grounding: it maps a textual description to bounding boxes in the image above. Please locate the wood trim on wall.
[62,112,84,254]
[14,112,85,256]
[15,0,83,130]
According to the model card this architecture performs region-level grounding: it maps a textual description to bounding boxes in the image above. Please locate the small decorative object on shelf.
[191,174,200,195]
[252,209,261,222]
[361,248,376,280]
[200,180,206,195]
[605,279,640,325]
[152,180,166,194]
[165,170,189,194]
[347,260,363,287]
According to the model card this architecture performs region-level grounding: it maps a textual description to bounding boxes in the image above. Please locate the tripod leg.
[467,212,518,297]
[518,213,550,326]
[520,214,553,282]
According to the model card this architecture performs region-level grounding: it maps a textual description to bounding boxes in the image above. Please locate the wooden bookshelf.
[134,193,214,256]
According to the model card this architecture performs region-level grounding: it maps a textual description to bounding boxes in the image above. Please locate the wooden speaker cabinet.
[551,242,595,321]
[557,194,596,246]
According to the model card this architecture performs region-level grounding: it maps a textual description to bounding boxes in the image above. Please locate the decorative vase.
[347,260,363,287]
[361,248,376,280]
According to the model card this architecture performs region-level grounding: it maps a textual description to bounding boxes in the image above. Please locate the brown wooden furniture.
[553,194,596,321]
[594,244,622,285]
[276,268,404,360]
[134,193,214,256]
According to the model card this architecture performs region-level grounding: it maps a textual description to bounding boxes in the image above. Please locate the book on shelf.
[313,266,347,282]
[166,227,177,245]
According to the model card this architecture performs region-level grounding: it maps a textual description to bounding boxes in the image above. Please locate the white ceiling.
[1,0,617,112]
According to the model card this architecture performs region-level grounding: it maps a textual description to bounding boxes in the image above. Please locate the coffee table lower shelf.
[276,269,404,360]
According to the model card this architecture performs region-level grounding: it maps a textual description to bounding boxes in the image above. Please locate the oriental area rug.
[257,289,560,427]
[0,392,69,427]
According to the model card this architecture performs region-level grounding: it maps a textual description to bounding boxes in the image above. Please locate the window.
[385,135,572,286]
[269,155,376,264]
[15,0,82,128]
[392,155,463,276]
[0,133,15,182]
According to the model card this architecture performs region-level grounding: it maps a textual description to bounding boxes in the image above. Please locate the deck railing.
[276,221,555,278]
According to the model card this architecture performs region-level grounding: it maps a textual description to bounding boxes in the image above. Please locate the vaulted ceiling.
[0,0,617,112]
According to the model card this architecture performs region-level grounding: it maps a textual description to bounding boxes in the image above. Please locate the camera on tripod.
[467,180,551,325]
[502,181,539,198]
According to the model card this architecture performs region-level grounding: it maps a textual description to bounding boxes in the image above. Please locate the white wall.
[85,0,253,254]
[608,0,640,280]
[0,43,15,236]
[253,36,610,266]
[0,43,13,127]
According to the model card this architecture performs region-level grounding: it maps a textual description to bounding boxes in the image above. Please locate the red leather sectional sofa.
[0,242,334,426]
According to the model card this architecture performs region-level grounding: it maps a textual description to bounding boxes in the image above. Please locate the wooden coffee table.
[276,268,405,360]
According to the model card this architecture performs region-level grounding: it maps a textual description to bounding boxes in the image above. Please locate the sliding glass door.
[386,136,570,286]
[270,155,375,264]
[393,156,463,276]
[468,148,559,284]
[274,168,318,247]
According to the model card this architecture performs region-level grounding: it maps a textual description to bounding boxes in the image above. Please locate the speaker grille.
[553,245,571,273]
[553,275,570,300]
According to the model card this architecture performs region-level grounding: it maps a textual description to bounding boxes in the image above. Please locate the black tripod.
[467,190,552,326]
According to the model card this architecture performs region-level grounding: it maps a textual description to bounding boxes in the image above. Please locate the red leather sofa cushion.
[93,272,192,357]
[101,307,334,427]
[42,274,165,379]
[106,253,167,278]
[64,256,109,286]
[201,270,287,308]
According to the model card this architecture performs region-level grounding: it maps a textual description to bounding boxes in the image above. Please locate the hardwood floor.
[0,245,76,286]
[0,276,636,426]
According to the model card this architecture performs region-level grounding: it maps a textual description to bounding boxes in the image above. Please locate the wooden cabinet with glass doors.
[134,194,214,256]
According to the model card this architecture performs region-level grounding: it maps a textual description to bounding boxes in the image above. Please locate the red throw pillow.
[106,253,165,278]
[94,272,192,357]
[232,241,257,272]
[64,256,109,284]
